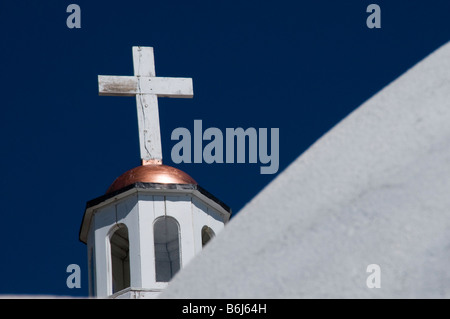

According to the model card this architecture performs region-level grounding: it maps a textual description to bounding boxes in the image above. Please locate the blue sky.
[1,1,450,297]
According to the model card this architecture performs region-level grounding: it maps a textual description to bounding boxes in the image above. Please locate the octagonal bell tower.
[79,165,230,298]
[79,46,231,298]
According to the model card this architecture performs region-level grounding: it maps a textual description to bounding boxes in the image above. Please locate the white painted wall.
[160,41,450,299]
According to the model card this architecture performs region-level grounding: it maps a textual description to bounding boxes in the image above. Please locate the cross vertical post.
[133,47,162,164]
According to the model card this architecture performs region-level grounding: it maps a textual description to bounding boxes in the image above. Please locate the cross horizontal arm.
[98,75,193,98]
[98,76,136,96]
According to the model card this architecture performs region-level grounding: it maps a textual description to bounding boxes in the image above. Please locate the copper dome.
[106,164,197,194]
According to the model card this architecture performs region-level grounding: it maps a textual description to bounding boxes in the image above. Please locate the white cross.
[98,46,193,165]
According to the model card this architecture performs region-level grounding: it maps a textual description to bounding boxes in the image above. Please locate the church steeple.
[79,46,231,299]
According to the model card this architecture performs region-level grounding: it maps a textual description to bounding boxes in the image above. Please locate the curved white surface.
[161,42,450,298]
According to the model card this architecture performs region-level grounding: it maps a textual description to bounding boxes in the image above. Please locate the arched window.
[201,226,215,247]
[154,216,180,282]
[110,224,130,293]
